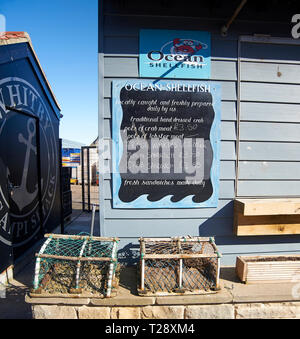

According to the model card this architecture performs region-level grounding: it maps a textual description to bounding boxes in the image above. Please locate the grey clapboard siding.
[239,141,300,161]
[241,61,300,84]
[102,8,300,266]
[239,122,300,142]
[221,141,236,160]
[240,102,300,123]
[104,179,235,200]
[241,82,300,103]
[104,217,233,237]
[239,161,300,180]
[103,15,232,38]
[237,180,300,197]
[104,199,233,219]
[241,42,300,63]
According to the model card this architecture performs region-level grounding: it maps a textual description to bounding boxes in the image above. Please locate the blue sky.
[1,0,98,145]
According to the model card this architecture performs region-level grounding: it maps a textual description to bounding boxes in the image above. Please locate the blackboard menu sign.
[112,80,221,208]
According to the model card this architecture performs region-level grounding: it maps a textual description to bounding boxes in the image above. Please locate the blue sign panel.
[139,29,211,79]
[112,79,221,209]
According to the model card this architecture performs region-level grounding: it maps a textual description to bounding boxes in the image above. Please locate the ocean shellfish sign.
[112,79,221,209]
[139,29,211,79]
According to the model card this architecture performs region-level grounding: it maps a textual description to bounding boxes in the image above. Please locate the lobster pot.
[32,234,119,297]
[139,237,222,296]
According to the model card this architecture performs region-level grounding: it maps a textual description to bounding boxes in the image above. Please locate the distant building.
[61,139,85,184]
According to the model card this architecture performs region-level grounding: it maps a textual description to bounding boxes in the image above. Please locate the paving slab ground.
[1,204,300,318]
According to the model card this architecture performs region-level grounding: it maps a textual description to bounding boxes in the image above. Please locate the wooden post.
[75,238,88,289]
[33,237,52,290]
[106,239,118,297]
[140,238,145,290]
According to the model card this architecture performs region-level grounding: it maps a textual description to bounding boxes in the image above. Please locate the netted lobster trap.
[138,237,222,296]
[31,233,119,298]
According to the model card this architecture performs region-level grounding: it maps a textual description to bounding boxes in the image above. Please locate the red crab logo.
[173,38,202,54]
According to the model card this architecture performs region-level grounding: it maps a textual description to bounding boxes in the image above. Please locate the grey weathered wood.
[101,7,300,267]
[103,217,233,237]
[240,122,300,142]
[104,199,233,219]
[240,102,300,123]
[241,62,300,84]
[239,142,300,161]
[241,42,300,62]
[221,141,236,160]
[241,82,300,104]
[237,180,300,197]
[221,121,236,141]
[239,161,300,180]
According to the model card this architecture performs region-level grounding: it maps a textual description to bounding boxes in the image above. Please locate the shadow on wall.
[115,200,300,265]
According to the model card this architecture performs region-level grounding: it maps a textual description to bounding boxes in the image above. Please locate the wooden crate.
[236,255,300,284]
[234,199,300,236]
[138,237,222,296]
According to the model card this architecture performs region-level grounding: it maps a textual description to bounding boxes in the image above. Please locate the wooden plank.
[104,199,233,219]
[144,253,218,259]
[234,198,300,216]
[241,82,300,104]
[237,180,300,197]
[44,234,119,242]
[238,162,300,180]
[234,213,300,236]
[141,237,211,242]
[103,217,234,238]
[241,254,300,261]
[221,141,236,160]
[239,141,300,161]
[241,62,300,84]
[36,253,116,262]
[241,42,300,63]
[235,256,247,282]
[240,102,300,123]
[240,121,300,142]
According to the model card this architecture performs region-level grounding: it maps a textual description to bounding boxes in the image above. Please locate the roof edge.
[0,32,61,112]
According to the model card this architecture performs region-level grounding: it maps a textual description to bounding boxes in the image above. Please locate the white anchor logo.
[9,119,38,211]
